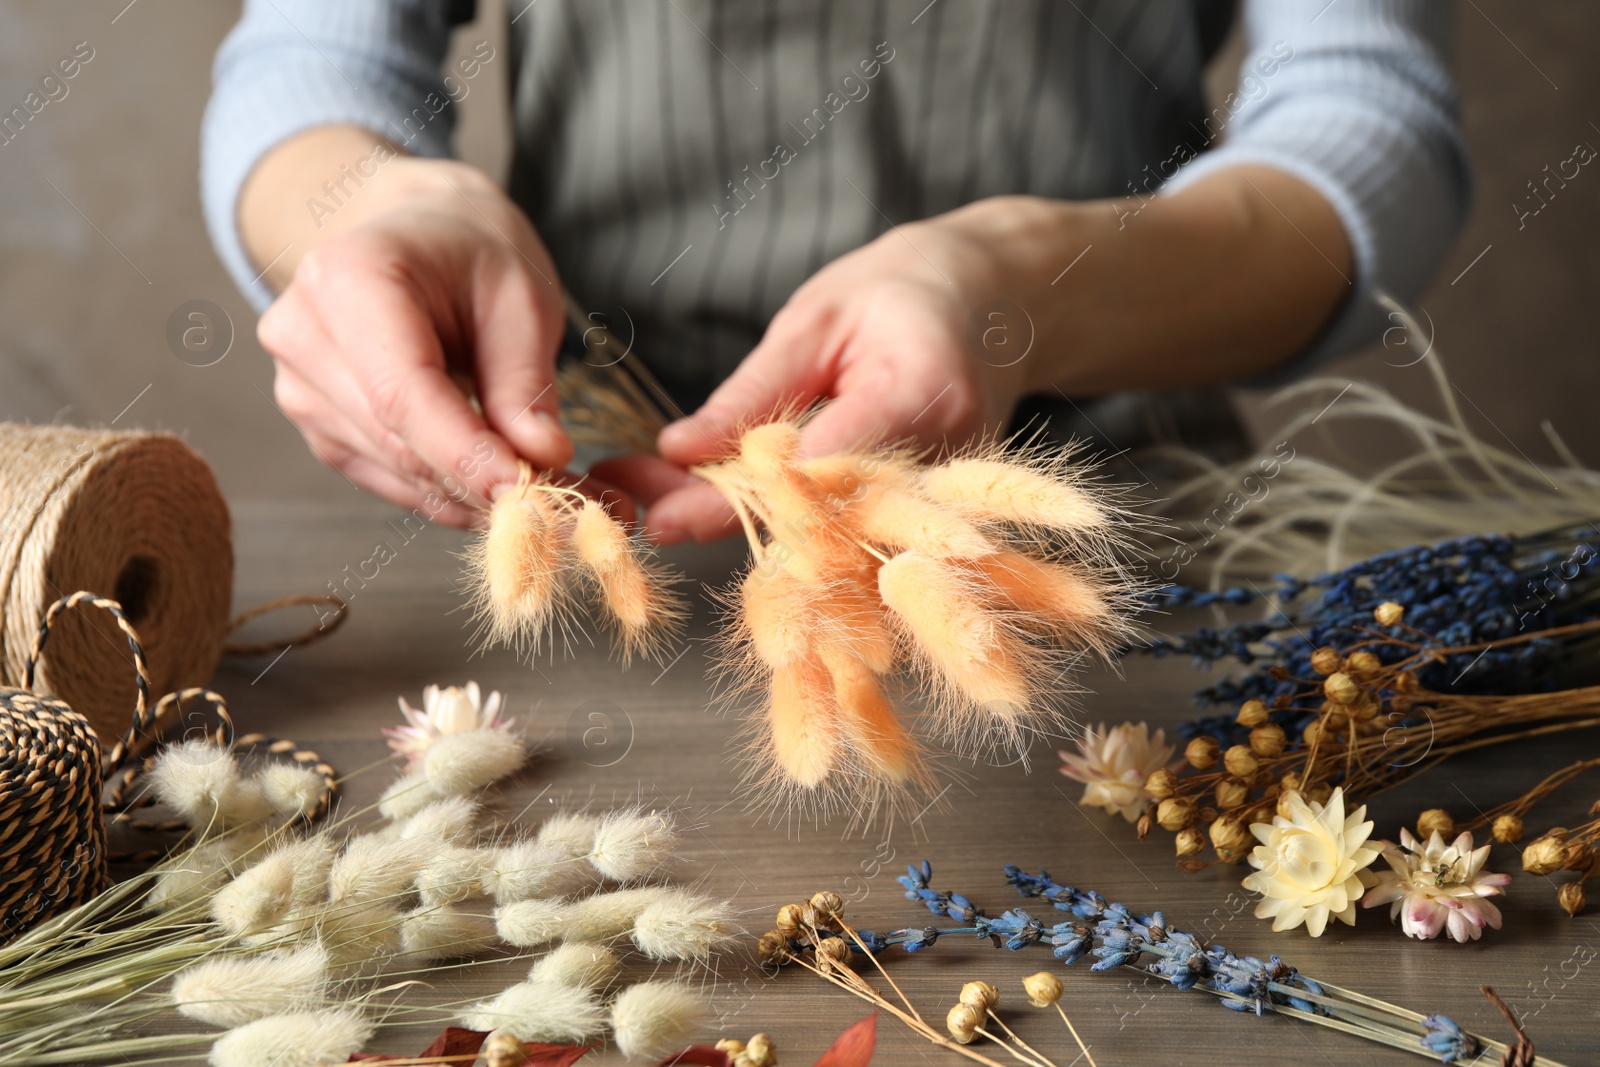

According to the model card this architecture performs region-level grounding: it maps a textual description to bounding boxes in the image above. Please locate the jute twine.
[0,590,339,942]
[0,424,233,742]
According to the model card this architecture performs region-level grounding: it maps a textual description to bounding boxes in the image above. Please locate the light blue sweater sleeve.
[1163,0,1470,379]
[200,0,466,311]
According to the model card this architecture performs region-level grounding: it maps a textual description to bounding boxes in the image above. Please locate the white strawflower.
[495,898,568,947]
[1242,787,1381,937]
[461,979,604,1042]
[386,681,513,766]
[147,833,262,913]
[398,797,480,844]
[482,840,569,903]
[398,904,499,961]
[422,729,526,796]
[588,810,676,881]
[526,942,618,990]
[208,1008,373,1067]
[417,847,489,906]
[610,980,709,1060]
[172,945,328,1029]
[1057,722,1176,822]
[259,763,326,820]
[329,835,439,903]
[631,888,734,961]
[211,848,297,935]
[377,770,445,820]
[564,887,676,941]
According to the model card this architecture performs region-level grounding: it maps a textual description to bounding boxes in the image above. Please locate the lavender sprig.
[779,861,1570,1067]
[1134,526,1600,742]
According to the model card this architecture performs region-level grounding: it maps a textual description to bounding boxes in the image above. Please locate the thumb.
[657,310,833,466]
[473,273,573,471]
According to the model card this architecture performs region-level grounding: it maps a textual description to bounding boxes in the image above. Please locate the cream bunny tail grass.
[461,979,605,1042]
[610,980,710,1061]
[526,941,619,990]
[173,945,329,1029]
[209,1009,373,1067]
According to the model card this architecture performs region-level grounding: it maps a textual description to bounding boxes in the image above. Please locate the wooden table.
[180,500,1599,1065]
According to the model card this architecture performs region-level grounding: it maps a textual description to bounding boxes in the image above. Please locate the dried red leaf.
[655,1047,733,1067]
[421,1028,493,1058]
[522,1043,598,1067]
[814,1013,878,1067]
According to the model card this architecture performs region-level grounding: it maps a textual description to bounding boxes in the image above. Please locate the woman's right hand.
[243,127,573,526]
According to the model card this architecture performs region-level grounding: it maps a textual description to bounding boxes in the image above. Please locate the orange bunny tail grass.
[819,644,928,788]
[462,464,573,656]
[570,499,686,665]
[852,481,998,559]
[876,550,1042,749]
[967,550,1135,658]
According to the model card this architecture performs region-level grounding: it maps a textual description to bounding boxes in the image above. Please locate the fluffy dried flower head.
[1023,971,1063,1008]
[462,979,605,1043]
[172,945,328,1029]
[1361,829,1510,941]
[495,898,567,948]
[610,981,710,1061]
[211,848,297,935]
[589,809,676,881]
[148,834,261,913]
[631,888,735,961]
[208,1009,373,1067]
[329,835,439,904]
[564,886,677,941]
[422,728,526,796]
[1242,787,1380,937]
[376,770,445,821]
[398,904,498,961]
[148,741,273,833]
[387,682,512,766]
[528,942,619,990]
[1058,722,1175,822]
[258,764,326,820]
[415,847,487,906]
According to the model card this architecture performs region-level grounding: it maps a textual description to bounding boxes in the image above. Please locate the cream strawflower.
[1360,828,1510,942]
[1056,722,1175,822]
[1242,787,1380,937]
[385,682,513,765]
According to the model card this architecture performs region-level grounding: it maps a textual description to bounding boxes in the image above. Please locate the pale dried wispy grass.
[172,945,329,1029]
[209,1008,373,1067]
[463,461,686,664]
[609,980,709,1061]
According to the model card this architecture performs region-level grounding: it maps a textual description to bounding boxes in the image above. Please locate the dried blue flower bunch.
[1142,526,1600,745]
[761,861,1572,1066]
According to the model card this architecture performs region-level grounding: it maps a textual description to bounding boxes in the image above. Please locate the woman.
[202,0,1466,539]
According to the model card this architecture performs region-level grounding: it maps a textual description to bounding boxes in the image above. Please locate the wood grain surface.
[126,500,1599,1066]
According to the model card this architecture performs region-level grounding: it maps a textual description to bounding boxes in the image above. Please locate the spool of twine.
[0,424,233,743]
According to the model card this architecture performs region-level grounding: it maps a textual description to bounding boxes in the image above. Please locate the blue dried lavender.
[1136,526,1600,744]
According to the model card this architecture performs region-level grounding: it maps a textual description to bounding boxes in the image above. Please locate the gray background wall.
[1,1,1594,507]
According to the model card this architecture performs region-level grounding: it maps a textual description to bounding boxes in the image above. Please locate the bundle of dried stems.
[1141,607,1600,869]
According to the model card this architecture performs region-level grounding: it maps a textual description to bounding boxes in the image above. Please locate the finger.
[339,452,482,528]
[657,306,835,466]
[798,362,978,460]
[641,481,740,545]
[471,266,572,470]
[319,267,526,503]
[589,453,700,506]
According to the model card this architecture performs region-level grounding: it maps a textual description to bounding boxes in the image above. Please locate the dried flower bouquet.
[469,422,1142,816]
